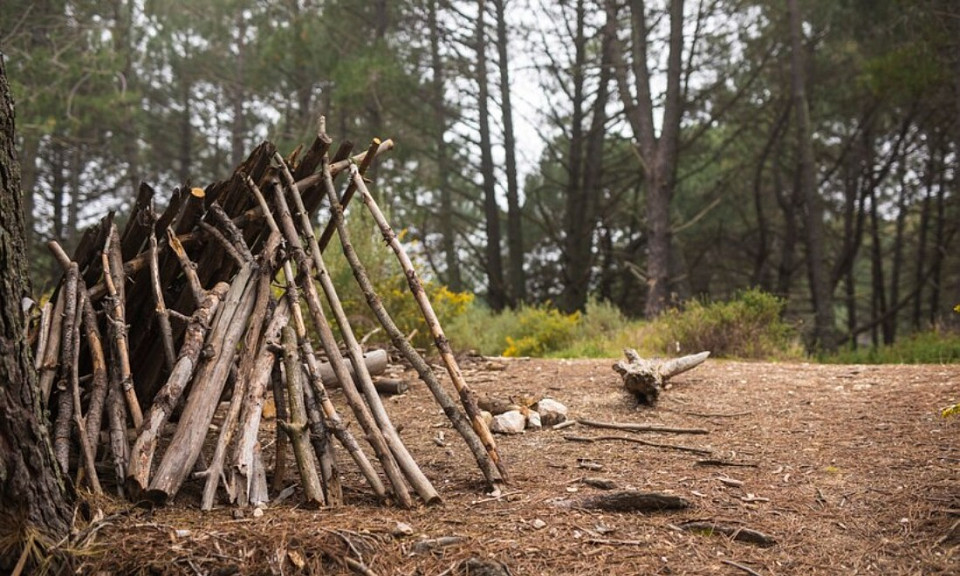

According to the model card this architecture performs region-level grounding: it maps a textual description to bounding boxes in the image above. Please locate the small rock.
[393,521,414,536]
[491,410,526,434]
[526,410,542,430]
[480,410,494,427]
[252,506,264,518]
[534,398,568,426]
[531,518,547,529]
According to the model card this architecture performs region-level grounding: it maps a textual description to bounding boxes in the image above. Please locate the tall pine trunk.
[493,0,525,305]
[476,0,507,310]
[787,0,836,350]
[0,56,72,570]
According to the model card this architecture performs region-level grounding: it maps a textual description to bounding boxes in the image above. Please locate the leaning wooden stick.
[148,231,177,370]
[52,263,79,474]
[276,153,440,505]
[279,325,325,507]
[316,159,504,490]
[47,240,110,462]
[270,176,413,508]
[102,224,143,429]
[71,291,102,494]
[126,282,228,498]
[349,165,508,481]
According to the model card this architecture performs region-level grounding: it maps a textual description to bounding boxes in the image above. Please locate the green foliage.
[820,331,960,365]
[447,301,581,357]
[651,289,799,359]
[317,209,473,351]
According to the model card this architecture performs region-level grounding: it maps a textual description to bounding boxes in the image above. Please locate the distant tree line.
[2,0,959,351]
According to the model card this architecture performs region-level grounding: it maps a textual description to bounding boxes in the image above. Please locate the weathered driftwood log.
[613,349,711,405]
[317,349,388,387]
[346,164,508,487]
[373,378,409,396]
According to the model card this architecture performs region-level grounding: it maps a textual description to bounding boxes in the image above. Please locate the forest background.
[1,0,958,361]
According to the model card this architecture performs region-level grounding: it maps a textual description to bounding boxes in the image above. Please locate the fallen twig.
[720,559,764,576]
[564,434,713,456]
[679,521,776,547]
[579,418,709,435]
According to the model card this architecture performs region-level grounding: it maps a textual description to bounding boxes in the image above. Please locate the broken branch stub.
[613,349,710,405]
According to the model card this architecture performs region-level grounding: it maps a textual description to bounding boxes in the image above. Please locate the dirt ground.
[84,357,960,575]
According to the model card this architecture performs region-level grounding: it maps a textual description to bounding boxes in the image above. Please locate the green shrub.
[447,302,581,357]
[312,210,474,350]
[822,330,960,364]
[652,288,798,359]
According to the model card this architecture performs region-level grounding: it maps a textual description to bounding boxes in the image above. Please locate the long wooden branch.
[52,263,79,475]
[563,434,713,456]
[71,291,102,494]
[270,176,412,507]
[102,224,143,429]
[148,232,177,370]
[126,282,228,499]
[578,418,709,435]
[279,325,325,507]
[244,171,380,503]
[38,286,65,405]
[200,270,274,510]
[276,154,440,505]
[147,261,263,504]
[349,165,508,481]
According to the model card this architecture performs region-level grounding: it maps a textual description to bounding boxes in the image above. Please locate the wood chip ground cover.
[85,358,960,575]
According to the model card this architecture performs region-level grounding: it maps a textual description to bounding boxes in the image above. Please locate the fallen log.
[613,349,710,405]
[317,349,389,387]
[557,490,691,513]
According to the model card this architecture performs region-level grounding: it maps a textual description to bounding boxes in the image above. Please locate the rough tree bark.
[476,0,507,311]
[0,56,72,569]
[787,0,836,351]
[608,0,686,318]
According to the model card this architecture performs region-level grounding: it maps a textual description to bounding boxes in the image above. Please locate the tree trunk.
[428,0,462,291]
[476,0,507,311]
[0,57,72,570]
[788,0,836,351]
[493,0,525,305]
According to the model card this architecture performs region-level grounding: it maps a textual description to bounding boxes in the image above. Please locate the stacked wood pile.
[31,129,506,510]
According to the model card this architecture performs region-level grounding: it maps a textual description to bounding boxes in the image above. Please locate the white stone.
[531,518,547,530]
[526,410,542,430]
[535,398,568,427]
[491,410,526,434]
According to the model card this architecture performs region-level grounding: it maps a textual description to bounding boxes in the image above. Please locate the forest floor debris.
[79,358,960,575]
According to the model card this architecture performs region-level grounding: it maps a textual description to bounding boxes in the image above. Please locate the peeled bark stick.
[38,287,66,404]
[147,262,261,504]
[319,164,503,489]
[47,240,110,452]
[200,269,275,510]
[166,227,205,307]
[316,138,385,252]
[71,291,102,494]
[243,171,382,501]
[102,224,143,429]
[276,157,439,505]
[148,232,177,370]
[270,179,412,508]
[126,282,229,498]
[350,166,508,481]
[53,263,79,474]
[33,301,52,372]
[280,325,325,507]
